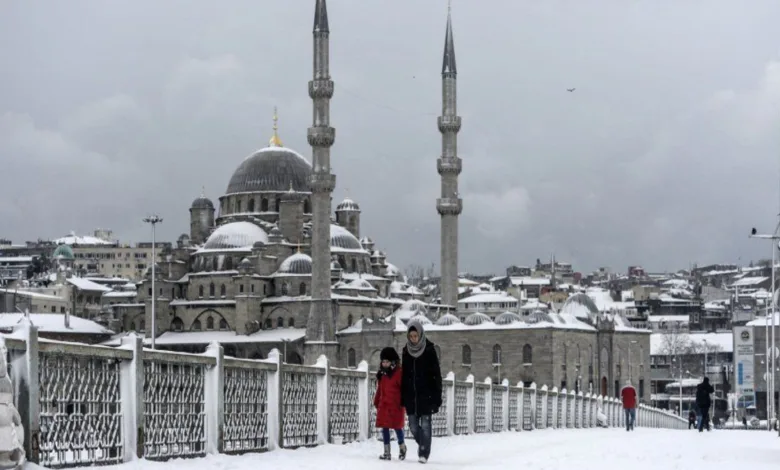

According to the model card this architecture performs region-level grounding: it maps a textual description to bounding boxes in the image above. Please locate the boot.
[399,443,407,461]
[379,444,391,460]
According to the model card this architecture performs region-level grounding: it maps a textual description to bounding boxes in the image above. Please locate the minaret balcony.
[309,173,336,193]
[308,79,334,99]
[436,197,463,215]
[437,157,462,175]
[437,116,461,133]
[307,126,336,147]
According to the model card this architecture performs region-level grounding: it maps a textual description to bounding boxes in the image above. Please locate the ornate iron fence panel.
[580,397,588,428]
[474,385,488,433]
[574,396,582,428]
[491,386,504,432]
[567,395,574,428]
[508,388,519,430]
[329,374,360,443]
[143,358,206,459]
[281,369,318,448]
[535,391,545,429]
[222,366,268,453]
[522,391,533,430]
[546,393,554,428]
[38,352,123,468]
[557,393,565,428]
[431,381,450,437]
[454,383,469,435]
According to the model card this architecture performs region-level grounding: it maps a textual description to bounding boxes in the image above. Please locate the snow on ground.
[77,428,780,470]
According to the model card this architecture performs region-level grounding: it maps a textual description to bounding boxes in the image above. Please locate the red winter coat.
[621,385,637,409]
[374,367,405,429]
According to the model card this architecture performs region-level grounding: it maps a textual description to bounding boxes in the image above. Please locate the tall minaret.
[437,3,462,309]
[305,0,338,363]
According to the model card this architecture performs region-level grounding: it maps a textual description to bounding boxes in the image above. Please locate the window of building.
[236,200,242,213]
[172,317,183,331]
[304,199,311,213]
[199,285,204,297]
[192,319,201,331]
[261,198,269,211]
[248,199,255,212]
[209,283,215,297]
[462,345,472,365]
[240,284,244,293]
[347,314,354,326]
[275,198,281,212]
[639,379,645,400]
[299,282,306,296]
[139,319,146,332]
[264,318,272,329]
[288,317,295,327]
[277,317,284,328]
[348,348,357,368]
[522,344,533,364]
[220,284,226,297]
[219,318,228,330]
[492,344,502,364]
[281,282,288,296]
[206,316,214,330]
[351,258,357,272]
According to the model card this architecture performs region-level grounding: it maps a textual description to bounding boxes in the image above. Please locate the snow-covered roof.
[650,332,733,355]
[647,315,690,324]
[54,233,113,245]
[732,277,769,287]
[66,277,112,292]
[0,313,112,335]
[197,222,268,254]
[0,256,33,264]
[458,292,519,304]
[509,276,550,287]
[0,288,64,301]
[103,291,136,298]
[138,328,306,345]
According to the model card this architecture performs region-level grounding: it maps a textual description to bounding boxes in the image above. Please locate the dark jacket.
[695,378,714,408]
[401,340,442,416]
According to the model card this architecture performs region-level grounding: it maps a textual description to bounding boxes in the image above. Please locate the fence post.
[315,355,330,445]
[483,378,493,432]
[204,342,224,454]
[446,372,456,436]
[501,379,510,432]
[119,333,143,460]
[357,360,370,442]
[529,383,538,429]
[560,388,567,428]
[16,322,40,465]
[266,349,282,450]
[465,374,475,434]
[551,387,558,428]
[568,390,575,427]
[516,382,525,432]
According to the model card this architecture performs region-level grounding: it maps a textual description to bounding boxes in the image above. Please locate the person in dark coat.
[688,409,697,429]
[401,318,442,464]
[374,347,406,461]
[695,377,714,432]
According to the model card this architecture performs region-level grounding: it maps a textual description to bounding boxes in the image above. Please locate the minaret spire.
[269,106,283,147]
[436,1,462,309]
[305,0,338,363]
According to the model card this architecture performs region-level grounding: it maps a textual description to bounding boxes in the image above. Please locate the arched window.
[209,283,215,297]
[225,257,233,270]
[139,319,146,332]
[219,318,228,330]
[288,317,295,327]
[348,348,357,368]
[206,316,214,330]
[275,198,281,212]
[220,284,226,297]
[277,317,284,328]
[347,314,354,326]
[212,257,218,271]
[462,345,472,365]
[236,199,242,213]
[192,319,202,331]
[299,282,306,295]
[304,199,311,213]
[492,344,502,364]
[351,258,357,272]
[281,282,288,296]
[171,317,184,332]
[198,285,204,297]
[248,199,255,212]
[261,198,269,211]
[130,322,136,331]
[522,344,533,364]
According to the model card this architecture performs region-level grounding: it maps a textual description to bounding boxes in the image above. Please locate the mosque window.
[351,258,357,272]
[492,344,502,365]
[522,344,533,365]
[261,198,269,211]
[192,319,202,331]
[236,200,242,213]
[347,314,354,326]
[209,283,215,297]
[171,317,184,332]
[337,255,346,269]
[288,317,295,327]
[240,284,244,293]
[212,257,218,271]
[206,316,214,330]
[199,285,204,297]
[264,318,272,329]
[277,317,284,328]
[348,348,357,368]
[275,198,281,212]
[281,282,289,296]
[130,322,136,332]
[220,318,228,330]
[304,198,311,213]
[461,345,472,365]
[248,198,255,212]
[220,284,226,297]
[299,282,306,295]
[225,257,233,270]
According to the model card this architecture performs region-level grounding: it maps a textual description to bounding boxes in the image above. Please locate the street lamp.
[749,224,779,429]
[143,215,163,349]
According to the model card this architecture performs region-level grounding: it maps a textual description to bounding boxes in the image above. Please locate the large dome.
[278,252,312,274]
[560,293,600,320]
[331,224,364,251]
[226,146,312,194]
[202,221,268,251]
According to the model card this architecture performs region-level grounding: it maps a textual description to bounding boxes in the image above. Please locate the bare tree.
[658,331,723,380]
[404,264,425,286]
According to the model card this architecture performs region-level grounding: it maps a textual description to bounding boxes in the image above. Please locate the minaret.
[436,2,462,309]
[305,0,338,363]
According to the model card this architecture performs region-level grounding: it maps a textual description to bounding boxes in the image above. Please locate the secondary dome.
[336,197,360,211]
[436,313,461,326]
[560,293,600,320]
[53,244,74,260]
[331,224,363,251]
[225,146,312,195]
[191,195,214,210]
[278,252,312,274]
[202,222,269,251]
[495,311,523,325]
[464,312,492,326]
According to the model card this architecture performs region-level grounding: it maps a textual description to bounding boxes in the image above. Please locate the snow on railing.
[6,328,689,468]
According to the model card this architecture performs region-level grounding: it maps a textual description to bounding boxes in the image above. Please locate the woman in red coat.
[374,347,406,460]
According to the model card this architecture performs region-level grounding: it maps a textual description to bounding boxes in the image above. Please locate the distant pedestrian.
[402,318,442,464]
[695,377,714,432]
[374,347,406,461]
[688,409,697,429]
[620,380,637,431]
[742,416,747,429]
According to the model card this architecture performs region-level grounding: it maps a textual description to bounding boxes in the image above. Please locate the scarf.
[376,363,396,380]
[406,317,427,358]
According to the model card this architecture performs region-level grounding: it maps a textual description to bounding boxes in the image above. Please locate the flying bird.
[567,88,576,92]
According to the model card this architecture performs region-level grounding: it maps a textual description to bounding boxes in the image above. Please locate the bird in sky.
[567,88,576,92]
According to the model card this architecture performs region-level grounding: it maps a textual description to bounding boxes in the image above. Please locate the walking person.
[374,347,407,461]
[402,318,442,464]
[696,377,714,432]
[620,379,637,431]
[687,409,697,430]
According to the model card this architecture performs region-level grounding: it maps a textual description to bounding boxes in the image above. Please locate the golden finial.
[297,241,302,253]
[269,106,283,147]
[289,180,294,193]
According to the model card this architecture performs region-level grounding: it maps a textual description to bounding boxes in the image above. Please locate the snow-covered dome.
[336,197,360,212]
[191,195,214,210]
[331,224,363,251]
[435,313,461,326]
[278,252,312,274]
[385,263,401,277]
[52,244,74,260]
[495,311,523,325]
[349,278,375,290]
[202,222,269,251]
[399,299,427,314]
[526,310,553,324]
[409,313,432,325]
[360,236,373,246]
[560,293,600,320]
[225,146,312,195]
[464,312,492,326]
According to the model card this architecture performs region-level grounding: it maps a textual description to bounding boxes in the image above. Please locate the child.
[374,347,406,460]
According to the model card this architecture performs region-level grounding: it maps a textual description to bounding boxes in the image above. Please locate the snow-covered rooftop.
[101,328,306,346]
[0,313,112,335]
[54,233,113,246]
[67,277,112,292]
[458,292,519,304]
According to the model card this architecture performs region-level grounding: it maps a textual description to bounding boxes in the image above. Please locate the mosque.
[125,0,651,399]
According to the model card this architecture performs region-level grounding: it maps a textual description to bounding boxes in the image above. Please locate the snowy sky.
[2,0,780,274]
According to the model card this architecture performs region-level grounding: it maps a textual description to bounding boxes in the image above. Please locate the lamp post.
[749,224,779,429]
[143,215,163,349]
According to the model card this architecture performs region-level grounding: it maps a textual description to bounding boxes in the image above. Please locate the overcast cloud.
[2,0,780,274]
